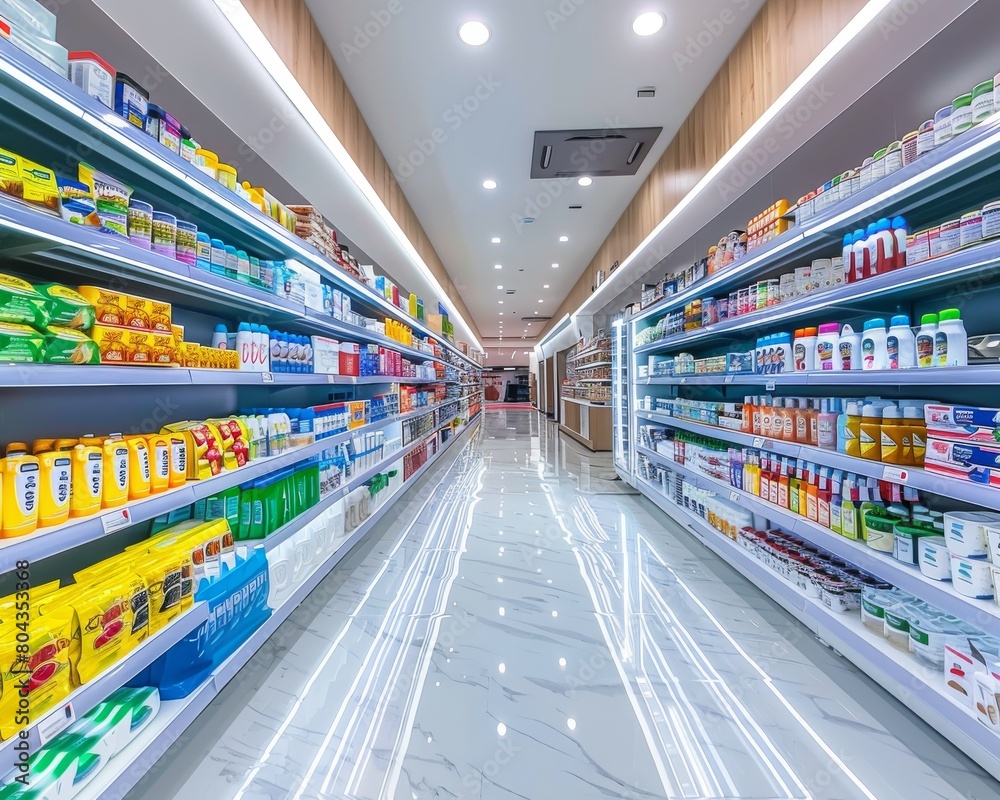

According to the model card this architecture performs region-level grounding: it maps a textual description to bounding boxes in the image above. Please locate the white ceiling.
[306,0,764,341]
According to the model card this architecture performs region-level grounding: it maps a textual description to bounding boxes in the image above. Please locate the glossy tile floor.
[127,410,1000,800]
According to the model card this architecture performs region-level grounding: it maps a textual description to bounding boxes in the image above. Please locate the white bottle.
[249,324,261,371]
[861,319,888,370]
[212,324,228,350]
[258,325,271,372]
[916,314,938,368]
[236,323,254,371]
[839,324,862,370]
[887,315,917,369]
[815,323,842,371]
[936,309,968,367]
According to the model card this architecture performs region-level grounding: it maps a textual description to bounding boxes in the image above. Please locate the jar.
[883,141,903,176]
[933,106,953,147]
[175,221,198,267]
[128,200,153,250]
[194,149,219,180]
[884,603,915,651]
[960,211,984,248]
[151,211,177,259]
[936,219,961,256]
[216,163,238,192]
[951,93,974,136]
[972,79,995,124]
[871,147,887,183]
[916,119,935,158]
[983,200,1000,239]
[901,131,919,166]
[859,157,874,190]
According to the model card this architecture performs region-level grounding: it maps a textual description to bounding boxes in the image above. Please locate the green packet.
[43,325,100,365]
[34,283,96,331]
[0,321,44,363]
[0,272,49,329]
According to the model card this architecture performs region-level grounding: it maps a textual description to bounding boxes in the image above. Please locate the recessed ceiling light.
[495,264,502,270]
[538,299,544,304]
[559,236,569,242]
[632,11,665,36]
[492,237,501,244]
[459,20,491,46]
[499,312,504,316]
[498,300,504,304]
[534,311,539,315]
[552,263,559,269]
[543,284,550,289]
[482,179,498,190]
[578,176,593,187]
[497,285,503,290]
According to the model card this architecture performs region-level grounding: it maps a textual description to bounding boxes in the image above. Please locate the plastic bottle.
[1,446,40,538]
[237,250,251,284]
[842,234,854,282]
[818,398,840,450]
[270,330,281,373]
[760,399,774,439]
[861,222,878,280]
[794,328,818,371]
[146,434,172,494]
[859,404,883,461]
[212,324,228,350]
[840,402,862,457]
[862,319,888,370]
[838,324,862,370]
[37,449,71,528]
[303,336,314,373]
[903,406,927,466]
[851,229,867,283]
[875,218,895,275]
[769,398,784,440]
[892,217,908,270]
[915,314,938,368]
[249,324,263,371]
[210,238,227,276]
[807,399,820,446]
[259,325,271,372]
[196,232,212,272]
[236,323,254,371]
[69,443,103,518]
[742,397,754,433]
[278,334,290,373]
[880,406,909,465]
[782,399,797,441]
[125,437,152,501]
[816,323,842,371]
[935,308,968,367]
[101,436,130,509]
[287,336,301,373]
[887,315,917,369]
[225,245,239,279]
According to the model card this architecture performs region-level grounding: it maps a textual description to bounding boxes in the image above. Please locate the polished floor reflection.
[127,410,999,800]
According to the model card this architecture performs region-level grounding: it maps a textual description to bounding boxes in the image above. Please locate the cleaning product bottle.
[2,445,40,538]
[99,436,130,509]
[781,399,797,442]
[935,308,968,367]
[816,324,842,371]
[770,398,784,440]
[249,324,262,371]
[69,442,103,518]
[794,328,818,371]
[860,404,883,462]
[862,319,889,370]
[842,234,855,283]
[259,325,271,372]
[742,396,754,434]
[125,437,152,501]
[37,449,71,528]
[166,434,187,488]
[864,222,879,279]
[887,315,917,369]
[236,323,253,371]
[146,434,172,494]
[839,324,862,370]
[841,476,860,540]
[916,314,938,368]
[212,324,228,349]
[904,406,927,466]
[838,401,861,455]
[818,398,840,450]
[874,218,894,275]
[789,464,802,515]
[880,406,909,465]
[892,216,909,270]
[760,398,773,440]
[851,229,867,283]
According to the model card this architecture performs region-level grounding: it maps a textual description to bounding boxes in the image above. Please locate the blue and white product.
[259,325,271,371]
[249,324,262,372]
[270,330,281,373]
[303,336,314,373]
[278,334,290,373]
[212,324,228,350]
[236,323,253,371]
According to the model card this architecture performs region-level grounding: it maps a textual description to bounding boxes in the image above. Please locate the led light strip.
[211,0,482,354]
[567,0,893,324]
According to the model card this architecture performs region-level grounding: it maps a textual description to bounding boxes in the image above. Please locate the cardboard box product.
[340,342,359,377]
[312,336,341,375]
[89,324,157,365]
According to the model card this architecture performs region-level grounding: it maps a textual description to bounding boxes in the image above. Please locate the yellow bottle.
[36,450,72,528]
[69,444,103,518]
[125,437,152,500]
[167,434,187,488]
[146,435,172,494]
[903,407,926,467]
[97,436,130,508]
[2,445,40,538]
[843,402,862,458]
[859,404,883,462]
[880,407,911,466]
[33,439,56,455]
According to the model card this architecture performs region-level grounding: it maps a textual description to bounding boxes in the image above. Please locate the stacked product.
[0,274,99,365]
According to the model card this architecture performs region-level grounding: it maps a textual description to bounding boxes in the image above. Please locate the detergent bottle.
[2,444,40,537]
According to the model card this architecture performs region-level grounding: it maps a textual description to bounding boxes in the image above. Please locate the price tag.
[724,375,735,384]
[101,508,133,534]
[883,466,910,483]
[766,381,776,392]
[37,703,76,745]
[262,372,275,384]
[681,378,688,385]
[752,437,765,449]
[730,490,741,503]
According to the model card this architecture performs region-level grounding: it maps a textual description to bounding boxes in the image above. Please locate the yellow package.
[145,434,171,494]
[134,551,190,632]
[182,342,200,368]
[80,436,128,509]
[0,580,61,614]
[0,149,59,216]
[207,418,250,470]
[36,450,72,527]
[0,599,74,739]
[67,575,148,685]
[149,300,171,332]
[148,518,231,592]
[172,324,184,343]
[160,422,223,480]
[150,332,176,366]
[77,287,127,328]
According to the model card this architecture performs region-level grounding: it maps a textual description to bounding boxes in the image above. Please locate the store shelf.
[72,418,480,800]
[0,602,209,775]
[567,347,611,364]
[636,409,1000,512]
[634,477,1000,782]
[636,365,1000,387]
[0,364,439,389]
[574,361,612,370]
[634,445,1000,639]
[632,114,1000,328]
[561,397,608,407]
[576,378,612,384]
[0,411,419,571]
[0,39,481,371]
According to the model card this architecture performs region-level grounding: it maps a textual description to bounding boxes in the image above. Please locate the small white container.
[944,511,1000,558]
[918,536,953,580]
[951,554,995,599]
[68,51,116,109]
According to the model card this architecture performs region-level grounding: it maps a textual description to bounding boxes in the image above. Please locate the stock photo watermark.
[878,0,930,40]
[674,0,754,72]
[339,0,412,62]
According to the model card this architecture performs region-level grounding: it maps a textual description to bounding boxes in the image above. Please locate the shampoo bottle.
[259,325,271,372]
[887,315,917,369]
[851,229,867,282]
[916,314,938,368]
[236,323,253,371]
[936,308,968,367]
[859,404,884,462]
[892,216,909,270]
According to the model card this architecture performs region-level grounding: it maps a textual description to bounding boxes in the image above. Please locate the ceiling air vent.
[523,316,552,322]
[530,127,662,179]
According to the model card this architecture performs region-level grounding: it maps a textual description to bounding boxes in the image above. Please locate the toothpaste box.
[926,438,1000,468]
[925,404,1000,443]
[311,335,340,375]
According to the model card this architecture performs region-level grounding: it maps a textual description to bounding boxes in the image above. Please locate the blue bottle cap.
[214,324,227,333]
[853,229,866,243]
[843,233,853,247]
[892,216,908,232]
[865,222,878,236]
[877,218,891,232]
[863,319,887,331]
[890,315,910,327]
[237,322,251,332]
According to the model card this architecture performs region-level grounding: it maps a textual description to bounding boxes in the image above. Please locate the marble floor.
[126,410,1000,800]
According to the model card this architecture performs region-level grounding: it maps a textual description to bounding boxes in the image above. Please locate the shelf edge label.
[262,372,275,383]
[883,466,909,483]
[37,702,76,746]
[101,508,133,534]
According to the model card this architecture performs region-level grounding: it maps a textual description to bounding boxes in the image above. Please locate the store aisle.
[127,410,998,800]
